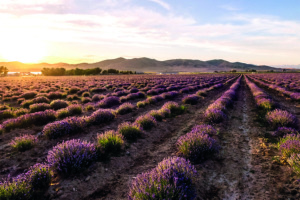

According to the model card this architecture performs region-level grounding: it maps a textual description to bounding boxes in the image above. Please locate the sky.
[0,0,300,66]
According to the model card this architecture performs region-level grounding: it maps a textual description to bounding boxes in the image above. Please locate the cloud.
[148,0,170,10]
[0,0,300,65]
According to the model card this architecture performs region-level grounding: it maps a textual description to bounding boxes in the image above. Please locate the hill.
[0,57,279,73]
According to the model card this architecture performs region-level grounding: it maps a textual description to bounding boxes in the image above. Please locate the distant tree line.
[0,66,8,76]
[41,67,136,76]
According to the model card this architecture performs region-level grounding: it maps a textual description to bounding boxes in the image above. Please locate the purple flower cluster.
[43,116,87,139]
[47,139,96,175]
[135,114,157,130]
[29,103,51,113]
[10,134,38,152]
[245,76,275,111]
[272,127,299,137]
[177,125,220,162]
[266,109,298,129]
[204,77,241,123]
[0,163,52,199]
[279,134,300,158]
[97,96,120,108]
[2,110,56,131]
[182,95,199,105]
[129,157,197,200]
[117,122,143,141]
[87,109,115,125]
[96,130,124,156]
[50,99,69,110]
[116,103,135,115]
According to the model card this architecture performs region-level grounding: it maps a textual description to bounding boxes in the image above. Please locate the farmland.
[1,73,300,200]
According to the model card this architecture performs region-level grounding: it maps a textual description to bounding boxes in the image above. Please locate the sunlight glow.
[0,37,47,63]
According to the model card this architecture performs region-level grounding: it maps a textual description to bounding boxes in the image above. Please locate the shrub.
[129,157,197,200]
[278,134,300,158]
[29,103,51,113]
[21,100,34,108]
[50,100,69,110]
[85,104,95,111]
[145,97,157,104]
[116,103,135,115]
[0,110,15,120]
[135,114,156,130]
[21,91,37,99]
[96,130,124,156]
[43,117,87,139]
[204,109,226,123]
[273,127,299,137]
[14,108,28,117]
[56,109,70,119]
[10,134,38,152]
[149,110,164,121]
[287,153,300,175]
[161,101,185,117]
[182,95,199,105]
[0,175,31,200]
[47,92,63,100]
[81,97,92,104]
[137,101,147,108]
[177,127,220,162]
[192,124,218,136]
[47,139,96,175]
[25,163,52,190]
[92,94,105,102]
[117,122,143,141]
[33,96,50,103]
[82,92,90,97]
[68,87,80,94]
[0,126,3,134]
[87,109,115,125]
[97,96,120,108]
[2,110,56,131]
[266,109,297,129]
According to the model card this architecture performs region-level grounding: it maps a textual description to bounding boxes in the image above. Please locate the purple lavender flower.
[266,109,298,129]
[47,139,96,175]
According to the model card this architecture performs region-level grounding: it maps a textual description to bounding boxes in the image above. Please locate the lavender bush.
[177,126,220,162]
[117,122,143,141]
[182,95,199,105]
[116,103,135,115]
[204,108,226,123]
[96,130,124,156]
[50,99,69,110]
[86,109,115,125]
[47,139,96,175]
[278,134,300,158]
[135,114,157,130]
[97,96,120,108]
[10,134,38,152]
[272,127,299,137]
[128,157,197,200]
[29,103,51,113]
[43,117,87,139]
[266,109,297,129]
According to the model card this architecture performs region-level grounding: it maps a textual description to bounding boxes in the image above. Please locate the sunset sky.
[0,0,300,66]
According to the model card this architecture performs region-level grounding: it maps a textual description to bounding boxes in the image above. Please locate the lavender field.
[1,73,300,199]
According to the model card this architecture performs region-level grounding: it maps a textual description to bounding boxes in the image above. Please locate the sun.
[0,37,47,63]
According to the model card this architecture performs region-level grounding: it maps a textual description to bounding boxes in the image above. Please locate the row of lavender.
[0,74,234,104]
[0,75,237,136]
[248,75,300,101]
[0,76,237,199]
[127,76,242,199]
[245,76,300,175]
[0,75,235,122]
[249,73,300,92]
[3,77,234,153]
[0,100,185,199]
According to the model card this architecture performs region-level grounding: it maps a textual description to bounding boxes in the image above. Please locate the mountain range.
[0,57,280,73]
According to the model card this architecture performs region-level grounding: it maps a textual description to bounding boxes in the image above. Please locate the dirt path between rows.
[198,77,274,200]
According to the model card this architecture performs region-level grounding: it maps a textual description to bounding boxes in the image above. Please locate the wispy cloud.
[148,0,170,10]
[0,0,300,65]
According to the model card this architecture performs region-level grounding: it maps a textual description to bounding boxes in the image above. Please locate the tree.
[0,66,8,76]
